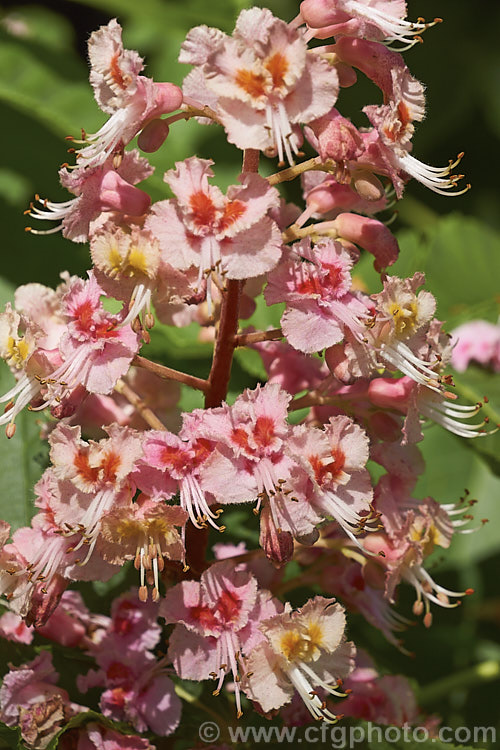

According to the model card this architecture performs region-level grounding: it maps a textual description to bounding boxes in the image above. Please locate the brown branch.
[234,328,283,347]
[115,379,167,431]
[133,355,209,393]
[204,279,242,408]
[242,147,260,173]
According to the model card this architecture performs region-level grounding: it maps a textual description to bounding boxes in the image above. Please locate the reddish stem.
[234,328,283,346]
[133,355,209,392]
[204,279,242,408]
[186,149,260,573]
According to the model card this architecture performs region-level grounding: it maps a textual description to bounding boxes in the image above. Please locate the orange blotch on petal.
[234,68,267,99]
[265,52,289,89]
[74,451,99,485]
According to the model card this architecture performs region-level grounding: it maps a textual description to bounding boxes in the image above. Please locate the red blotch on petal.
[219,200,246,232]
[190,605,218,630]
[109,51,128,90]
[253,416,275,448]
[100,451,121,484]
[216,589,241,624]
[189,191,217,228]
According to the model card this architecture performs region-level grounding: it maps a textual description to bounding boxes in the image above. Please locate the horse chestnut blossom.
[180,7,339,164]
[162,561,282,718]
[242,596,355,721]
[0,3,492,747]
[297,0,440,47]
[75,19,183,167]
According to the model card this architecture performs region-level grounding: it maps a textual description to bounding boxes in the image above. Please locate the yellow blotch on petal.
[388,300,418,336]
[6,336,31,368]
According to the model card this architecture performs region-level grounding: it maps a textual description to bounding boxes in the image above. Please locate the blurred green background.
[0,0,499,745]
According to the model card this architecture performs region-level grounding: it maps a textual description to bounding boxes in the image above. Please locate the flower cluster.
[0,4,491,747]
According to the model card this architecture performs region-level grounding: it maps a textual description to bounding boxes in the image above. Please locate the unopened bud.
[5,423,16,439]
[138,118,170,153]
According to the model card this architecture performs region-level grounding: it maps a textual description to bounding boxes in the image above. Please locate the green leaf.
[0,722,21,750]
[452,366,500,476]
[0,28,101,139]
[357,214,500,328]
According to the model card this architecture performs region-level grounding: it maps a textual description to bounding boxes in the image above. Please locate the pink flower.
[368,376,490,442]
[0,611,34,644]
[341,650,421,726]
[145,157,282,307]
[0,272,140,432]
[299,0,437,47]
[265,238,369,354]
[91,222,161,328]
[0,651,76,748]
[251,338,328,395]
[242,596,355,721]
[76,19,182,168]
[27,151,154,242]
[139,429,217,530]
[36,590,109,648]
[365,480,474,624]
[48,421,143,563]
[450,320,500,372]
[78,593,181,736]
[187,383,322,563]
[80,649,181,736]
[99,496,188,601]
[287,416,374,546]
[162,560,281,717]
[180,8,338,164]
